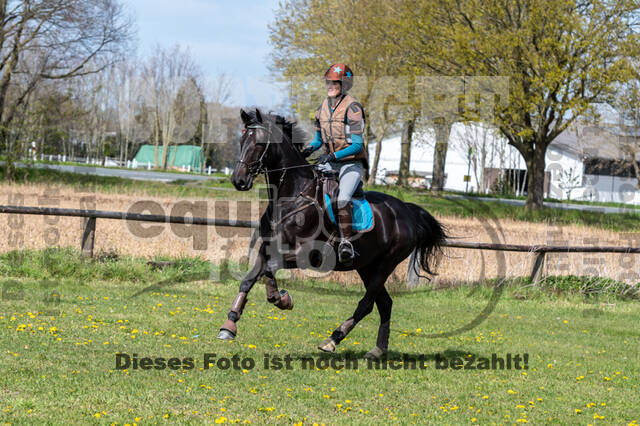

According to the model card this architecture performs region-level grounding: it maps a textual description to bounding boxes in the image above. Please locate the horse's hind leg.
[218,243,268,340]
[364,288,392,360]
[318,262,393,353]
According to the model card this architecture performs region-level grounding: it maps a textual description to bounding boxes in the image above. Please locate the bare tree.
[140,45,202,169]
[454,122,500,193]
[0,0,133,179]
[558,167,582,201]
[72,70,114,162]
[202,73,234,167]
[113,58,151,164]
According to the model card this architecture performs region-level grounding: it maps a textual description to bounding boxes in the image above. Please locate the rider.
[301,63,369,264]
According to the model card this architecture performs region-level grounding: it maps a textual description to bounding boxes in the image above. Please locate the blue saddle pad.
[324,194,374,232]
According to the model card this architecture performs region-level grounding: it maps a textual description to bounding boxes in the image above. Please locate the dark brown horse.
[218,109,446,359]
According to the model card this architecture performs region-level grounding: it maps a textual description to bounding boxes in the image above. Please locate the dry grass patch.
[2,182,638,286]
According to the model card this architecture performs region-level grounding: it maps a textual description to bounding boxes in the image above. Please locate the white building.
[368,120,640,205]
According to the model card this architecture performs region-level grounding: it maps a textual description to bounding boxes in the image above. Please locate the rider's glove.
[301,146,315,158]
[317,153,336,164]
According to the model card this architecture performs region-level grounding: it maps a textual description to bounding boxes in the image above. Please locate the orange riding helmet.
[324,63,354,92]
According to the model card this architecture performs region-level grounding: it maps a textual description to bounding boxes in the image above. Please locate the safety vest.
[318,94,369,169]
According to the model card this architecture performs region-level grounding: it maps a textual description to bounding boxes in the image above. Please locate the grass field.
[1,248,638,424]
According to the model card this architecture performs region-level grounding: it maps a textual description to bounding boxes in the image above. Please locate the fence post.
[406,250,420,288]
[530,250,545,285]
[81,217,96,258]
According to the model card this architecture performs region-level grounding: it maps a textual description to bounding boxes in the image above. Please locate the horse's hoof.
[318,337,336,353]
[364,346,386,360]
[217,328,236,340]
[275,290,293,310]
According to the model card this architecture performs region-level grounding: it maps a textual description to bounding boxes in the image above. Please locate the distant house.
[368,117,640,205]
[553,125,640,204]
[368,123,529,193]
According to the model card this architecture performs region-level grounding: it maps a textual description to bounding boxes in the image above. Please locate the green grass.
[0,248,638,424]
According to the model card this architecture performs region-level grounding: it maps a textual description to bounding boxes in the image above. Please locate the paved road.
[445,194,640,214]
[21,162,225,183]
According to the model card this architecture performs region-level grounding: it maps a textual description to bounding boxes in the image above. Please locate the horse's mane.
[244,109,307,151]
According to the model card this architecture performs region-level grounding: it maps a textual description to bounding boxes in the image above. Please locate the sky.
[123,0,286,108]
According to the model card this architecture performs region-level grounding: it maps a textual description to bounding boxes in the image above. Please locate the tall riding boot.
[337,201,355,264]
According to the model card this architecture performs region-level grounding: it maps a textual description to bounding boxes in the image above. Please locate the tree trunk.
[525,145,546,210]
[631,157,640,190]
[368,126,386,185]
[153,112,161,167]
[397,115,415,186]
[431,120,452,193]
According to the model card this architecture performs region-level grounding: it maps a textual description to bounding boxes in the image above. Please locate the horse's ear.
[240,109,250,125]
[255,109,263,123]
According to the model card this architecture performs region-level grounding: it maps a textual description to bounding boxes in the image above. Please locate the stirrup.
[338,239,355,263]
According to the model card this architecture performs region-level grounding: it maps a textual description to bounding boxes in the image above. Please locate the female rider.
[301,63,369,265]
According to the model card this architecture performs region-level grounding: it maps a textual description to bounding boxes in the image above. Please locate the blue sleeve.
[334,133,363,160]
[308,130,322,150]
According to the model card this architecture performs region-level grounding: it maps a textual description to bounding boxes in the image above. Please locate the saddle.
[316,167,374,233]
[318,168,365,201]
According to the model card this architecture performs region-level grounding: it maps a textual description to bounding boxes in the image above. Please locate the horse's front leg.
[264,266,293,310]
[218,242,268,340]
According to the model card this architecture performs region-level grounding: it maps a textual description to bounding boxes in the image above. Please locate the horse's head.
[231,108,307,191]
[231,109,273,190]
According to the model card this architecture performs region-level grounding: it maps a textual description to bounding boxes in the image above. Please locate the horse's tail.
[406,203,447,278]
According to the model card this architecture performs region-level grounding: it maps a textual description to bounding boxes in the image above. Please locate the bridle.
[236,123,273,178]
[235,121,316,188]
[235,119,326,231]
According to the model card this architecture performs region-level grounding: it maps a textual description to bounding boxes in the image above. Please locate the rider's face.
[326,80,341,98]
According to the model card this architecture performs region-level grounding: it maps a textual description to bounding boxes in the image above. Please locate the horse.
[218,108,446,359]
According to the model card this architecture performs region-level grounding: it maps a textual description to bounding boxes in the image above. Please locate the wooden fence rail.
[1,205,638,286]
